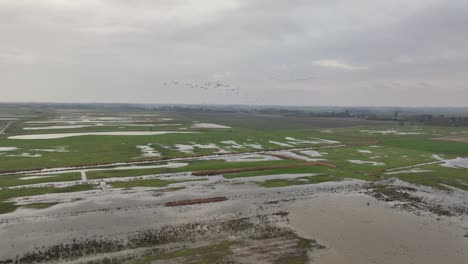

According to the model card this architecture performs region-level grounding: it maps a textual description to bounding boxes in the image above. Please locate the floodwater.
[290,193,468,264]
[0,147,18,151]
[9,131,196,139]
[23,125,98,130]
[200,153,280,162]
[269,150,326,162]
[300,150,325,157]
[191,123,231,129]
[284,137,340,145]
[385,168,433,175]
[229,173,320,182]
[136,145,160,157]
[360,129,423,135]
[29,162,188,176]
[348,159,385,166]
[441,157,468,169]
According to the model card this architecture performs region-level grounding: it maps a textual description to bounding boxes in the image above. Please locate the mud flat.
[289,193,468,264]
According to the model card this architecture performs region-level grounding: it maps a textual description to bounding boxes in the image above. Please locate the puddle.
[20,175,54,180]
[191,123,231,129]
[290,193,468,264]
[23,125,98,130]
[441,157,468,169]
[270,150,327,162]
[348,160,385,166]
[136,145,160,158]
[357,149,372,154]
[361,130,423,135]
[32,147,68,153]
[229,173,320,182]
[285,137,340,145]
[221,140,244,148]
[6,153,42,158]
[0,147,18,151]
[201,154,280,162]
[220,141,263,150]
[171,143,226,154]
[385,168,433,175]
[29,162,188,176]
[300,150,324,157]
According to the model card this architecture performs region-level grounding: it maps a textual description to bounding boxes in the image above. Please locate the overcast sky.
[1,0,467,107]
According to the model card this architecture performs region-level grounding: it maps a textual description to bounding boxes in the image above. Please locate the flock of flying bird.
[163,80,241,95]
[162,80,266,105]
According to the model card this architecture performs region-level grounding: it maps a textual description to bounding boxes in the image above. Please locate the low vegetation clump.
[0,215,324,264]
[0,184,96,215]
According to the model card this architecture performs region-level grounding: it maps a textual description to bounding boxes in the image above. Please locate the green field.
[1,107,468,215]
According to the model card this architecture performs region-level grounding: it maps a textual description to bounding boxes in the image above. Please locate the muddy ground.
[0,176,467,264]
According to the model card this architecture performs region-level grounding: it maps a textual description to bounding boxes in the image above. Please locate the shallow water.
[201,153,280,162]
[441,157,468,169]
[269,150,327,162]
[0,147,18,151]
[191,123,231,129]
[385,168,433,175]
[348,159,385,166]
[290,193,468,264]
[361,130,423,135]
[29,162,188,176]
[300,150,324,157]
[9,131,196,139]
[23,125,97,130]
[229,173,320,182]
[136,145,160,157]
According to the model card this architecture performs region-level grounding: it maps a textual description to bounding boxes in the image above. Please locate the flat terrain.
[434,135,468,143]
[0,107,467,264]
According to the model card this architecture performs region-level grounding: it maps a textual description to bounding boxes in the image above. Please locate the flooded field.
[291,193,468,264]
[0,108,467,263]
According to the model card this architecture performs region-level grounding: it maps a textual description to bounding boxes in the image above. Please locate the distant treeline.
[156,106,468,127]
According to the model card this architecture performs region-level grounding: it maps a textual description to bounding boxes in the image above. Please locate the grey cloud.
[0,0,467,107]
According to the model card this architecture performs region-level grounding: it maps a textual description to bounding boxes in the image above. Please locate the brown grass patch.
[165,197,228,207]
[192,162,335,176]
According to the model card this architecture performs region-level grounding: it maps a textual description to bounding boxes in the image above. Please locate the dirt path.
[80,171,87,181]
[0,122,12,134]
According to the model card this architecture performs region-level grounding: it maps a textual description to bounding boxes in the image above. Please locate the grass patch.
[0,202,17,215]
[0,172,81,188]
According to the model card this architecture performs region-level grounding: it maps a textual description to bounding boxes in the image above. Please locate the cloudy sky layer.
[1,0,467,107]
